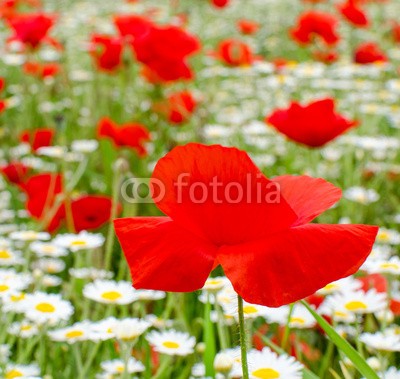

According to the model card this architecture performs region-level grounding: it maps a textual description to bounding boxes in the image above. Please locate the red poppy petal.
[274,175,342,226]
[114,217,217,292]
[218,224,378,307]
[151,143,297,246]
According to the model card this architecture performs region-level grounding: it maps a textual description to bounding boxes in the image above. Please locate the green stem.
[238,295,249,379]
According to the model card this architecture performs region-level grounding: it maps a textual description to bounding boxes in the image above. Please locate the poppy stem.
[237,295,249,379]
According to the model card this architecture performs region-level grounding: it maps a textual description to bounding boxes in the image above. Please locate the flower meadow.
[2,0,400,378]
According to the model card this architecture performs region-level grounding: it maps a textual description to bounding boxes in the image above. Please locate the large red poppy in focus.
[114,144,378,307]
[266,98,357,148]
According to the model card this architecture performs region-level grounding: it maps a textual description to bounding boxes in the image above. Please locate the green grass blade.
[301,301,379,379]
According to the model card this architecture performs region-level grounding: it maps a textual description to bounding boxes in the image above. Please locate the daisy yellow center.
[334,311,348,318]
[345,301,367,311]
[162,341,180,349]
[0,250,11,259]
[11,293,25,302]
[379,263,399,270]
[21,325,32,331]
[22,231,37,239]
[0,284,9,292]
[252,368,280,379]
[207,279,222,286]
[290,317,305,325]
[5,370,23,378]
[323,283,337,291]
[101,291,122,301]
[42,246,55,253]
[71,240,87,246]
[66,330,84,339]
[377,232,390,242]
[35,302,56,313]
[243,306,258,314]
[116,365,124,373]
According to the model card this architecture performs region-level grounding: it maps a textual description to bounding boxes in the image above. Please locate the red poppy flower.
[237,19,260,35]
[354,42,387,64]
[156,91,197,124]
[70,195,114,232]
[113,14,153,41]
[23,61,61,78]
[266,98,357,148]
[211,0,230,7]
[132,24,200,81]
[0,162,30,187]
[216,39,254,66]
[313,49,338,64]
[20,128,54,152]
[291,11,340,46]
[392,22,400,43]
[89,35,124,73]
[24,173,64,232]
[114,143,378,307]
[97,117,150,156]
[24,173,115,232]
[358,273,387,293]
[7,13,57,49]
[338,1,369,27]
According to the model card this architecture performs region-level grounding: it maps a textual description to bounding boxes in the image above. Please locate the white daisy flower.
[0,344,11,363]
[111,318,151,341]
[3,363,40,379]
[134,289,166,301]
[22,292,74,325]
[9,231,50,242]
[69,267,114,280]
[362,256,400,275]
[232,347,303,379]
[29,241,68,258]
[343,186,379,204]
[203,276,230,293]
[214,352,234,374]
[32,258,66,274]
[83,280,138,305]
[375,228,400,245]
[100,358,144,375]
[146,330,196,356]
[223,300,269,320]
[0,269,32,299]
[71,139,99,153]
[8,321,39,338]
[317,277,362,296]
[360,332,400,352]
[0,248,24,266]
[53,231,105,252]
[323,290,387,315]
[36,146,66,158]
[49,321,110,343]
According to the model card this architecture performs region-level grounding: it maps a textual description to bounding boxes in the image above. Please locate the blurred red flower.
[211,0,230,7]
[266,98,357,148]
[20,128,54,152]
[291,11,340,46]
[7,12,58,49]
[0,162,30,187]
[392,22,400,43]
[97,117,150,156]
[23,61,61,78]
[338,1,369,27]
[24,173,115,232]
[313,49,338,63]
[237,19,260,35]
[114,143,378,307]
[216,39,254,66]
[132,24,200,81]
[113,14,153,41]
[156,91,197,125]
[354,42,387,64]
[89,35,124,72]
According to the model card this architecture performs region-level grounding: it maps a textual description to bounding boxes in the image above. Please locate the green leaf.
[301,301,379,379]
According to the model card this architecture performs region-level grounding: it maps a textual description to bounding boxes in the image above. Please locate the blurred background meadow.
[1,0,400,378]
